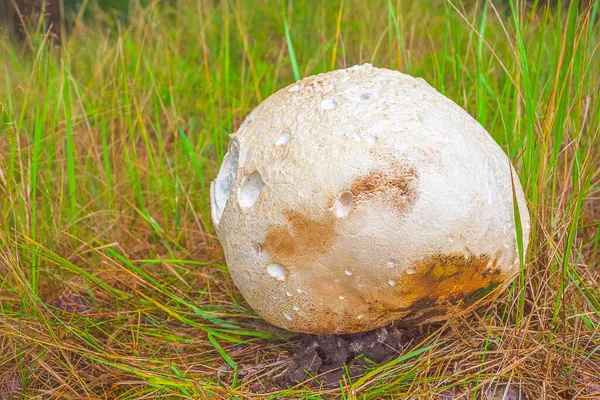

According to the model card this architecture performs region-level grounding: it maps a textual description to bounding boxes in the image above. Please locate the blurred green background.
[62,0,153,17]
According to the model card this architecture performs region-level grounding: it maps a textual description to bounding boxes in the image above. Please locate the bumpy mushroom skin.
[210,64,530,334]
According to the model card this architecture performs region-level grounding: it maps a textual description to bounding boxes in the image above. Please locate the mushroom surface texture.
[210,64,530,334]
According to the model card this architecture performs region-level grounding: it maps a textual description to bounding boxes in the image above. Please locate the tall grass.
[1,0,599,397]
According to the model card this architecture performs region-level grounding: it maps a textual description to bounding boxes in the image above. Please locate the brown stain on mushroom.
[349,166,418,213]
[264,163,418,265]
[263,210,336,267]
[260,165,423,333]
[363,253,502,316]
[260,167,508,333]
[406,253,502,303]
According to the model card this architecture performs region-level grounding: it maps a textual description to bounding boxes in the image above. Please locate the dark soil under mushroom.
[276,324,424,388]
[271,324,529,399]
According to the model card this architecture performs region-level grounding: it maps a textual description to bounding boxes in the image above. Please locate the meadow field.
[1,0,599,398]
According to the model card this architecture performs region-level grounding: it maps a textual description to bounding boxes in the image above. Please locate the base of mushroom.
[275,322,426,388]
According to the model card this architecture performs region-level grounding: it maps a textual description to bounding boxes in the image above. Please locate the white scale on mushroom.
[210,64,530,334]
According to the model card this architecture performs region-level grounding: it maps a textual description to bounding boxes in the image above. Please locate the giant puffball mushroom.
[210,64,530,334]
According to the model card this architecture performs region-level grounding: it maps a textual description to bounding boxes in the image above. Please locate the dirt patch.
[357,253,503,322]
[401,253,502,306]
[0,370,22,400]
[350,166,418,213]
[439,384,529,399]
[49,292,92,314]
[275,324,423,388]
[263,210,336,267]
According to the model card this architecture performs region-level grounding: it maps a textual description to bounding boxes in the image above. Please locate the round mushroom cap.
[210,64,530,334]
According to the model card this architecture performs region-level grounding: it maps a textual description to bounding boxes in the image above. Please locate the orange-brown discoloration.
[261,250,505,333]
[263,210,336,267]
[404,253,502,304]
[362,253,502,317]
[349,166,418,213]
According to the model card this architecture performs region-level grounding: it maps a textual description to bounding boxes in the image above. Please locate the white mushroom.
[210,64,530,334]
